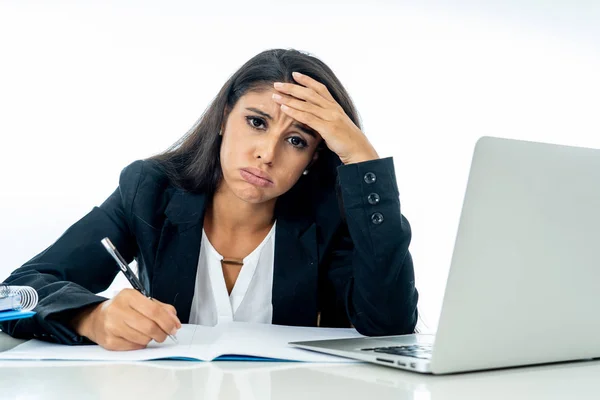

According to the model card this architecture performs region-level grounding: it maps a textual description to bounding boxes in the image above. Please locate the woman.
[0,49,418,350]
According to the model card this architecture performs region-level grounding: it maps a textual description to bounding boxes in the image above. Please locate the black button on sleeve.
[371,212,384,225]
[364,172,377,184]
[367,193,380,205]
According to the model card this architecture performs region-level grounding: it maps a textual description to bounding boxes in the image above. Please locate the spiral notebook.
[0,285,38,322]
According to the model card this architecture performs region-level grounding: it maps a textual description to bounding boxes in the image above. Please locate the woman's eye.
[246,116,266,130]
[287,136,308,149]
[246,116,307,149]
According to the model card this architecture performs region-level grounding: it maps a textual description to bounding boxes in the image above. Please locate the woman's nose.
[254,135,279,164]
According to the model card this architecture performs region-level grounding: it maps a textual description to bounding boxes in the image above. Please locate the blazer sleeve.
[0,161,145,344]
[320,156,418,336]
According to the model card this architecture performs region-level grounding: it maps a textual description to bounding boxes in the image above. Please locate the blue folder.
[0,310,36,322]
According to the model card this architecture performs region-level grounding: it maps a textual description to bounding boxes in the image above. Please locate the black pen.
[100,237,178,344]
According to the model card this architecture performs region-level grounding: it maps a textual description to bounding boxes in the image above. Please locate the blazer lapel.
[151,189,207,323]
[272,206,319,327]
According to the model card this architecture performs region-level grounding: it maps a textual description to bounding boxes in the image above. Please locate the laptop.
[290,136,600,374]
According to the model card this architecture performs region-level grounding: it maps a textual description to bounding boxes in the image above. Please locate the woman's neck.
[204,185,276,238]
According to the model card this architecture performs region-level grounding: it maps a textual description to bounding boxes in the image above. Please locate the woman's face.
[219,88,322,204]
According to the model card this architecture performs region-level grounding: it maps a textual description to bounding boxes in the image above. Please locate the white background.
[1,0,598,331]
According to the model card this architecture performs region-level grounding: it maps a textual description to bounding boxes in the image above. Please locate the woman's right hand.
[70,288,182,351]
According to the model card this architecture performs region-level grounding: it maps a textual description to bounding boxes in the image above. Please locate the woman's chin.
[234,186,275,205]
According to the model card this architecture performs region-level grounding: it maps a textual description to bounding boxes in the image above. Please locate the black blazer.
[0,157,418,344]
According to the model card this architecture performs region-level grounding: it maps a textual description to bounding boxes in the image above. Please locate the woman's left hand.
[272,71,379,165]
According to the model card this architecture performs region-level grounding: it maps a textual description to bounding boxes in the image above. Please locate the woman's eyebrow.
[246,107,317,139]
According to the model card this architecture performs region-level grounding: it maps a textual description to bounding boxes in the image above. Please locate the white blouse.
[188,221,277,326]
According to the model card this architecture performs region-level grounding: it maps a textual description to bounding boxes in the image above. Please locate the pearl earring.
[302,170,309,176]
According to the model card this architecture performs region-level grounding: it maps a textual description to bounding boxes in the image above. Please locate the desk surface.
[1,334,599,399]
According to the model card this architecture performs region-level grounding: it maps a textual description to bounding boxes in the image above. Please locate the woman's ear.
[311,150,319,163]
[306,149,319,170]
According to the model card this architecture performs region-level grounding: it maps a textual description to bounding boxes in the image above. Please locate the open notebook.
[0,285,38,322]
[0,322,364,362]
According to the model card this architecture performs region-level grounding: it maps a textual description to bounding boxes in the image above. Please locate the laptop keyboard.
[360,344,433,359]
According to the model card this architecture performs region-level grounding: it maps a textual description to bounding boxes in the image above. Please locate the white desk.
[1,333,599,399]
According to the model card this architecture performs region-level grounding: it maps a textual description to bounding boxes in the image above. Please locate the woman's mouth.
[240,168,274,188]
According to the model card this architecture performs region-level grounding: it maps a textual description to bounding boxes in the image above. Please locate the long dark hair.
[149,48,362,215]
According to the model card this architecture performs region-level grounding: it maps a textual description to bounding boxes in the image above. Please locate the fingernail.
[171,327,178,335]
[272,93,282,100]
[292,71,302,78]
[274,82,283,88]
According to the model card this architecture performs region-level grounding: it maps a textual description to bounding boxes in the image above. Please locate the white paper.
[0,322,363,363]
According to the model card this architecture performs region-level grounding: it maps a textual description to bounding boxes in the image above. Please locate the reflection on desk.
[0,358,599,400]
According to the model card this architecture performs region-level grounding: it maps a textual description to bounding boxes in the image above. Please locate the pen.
[100,237,178,344]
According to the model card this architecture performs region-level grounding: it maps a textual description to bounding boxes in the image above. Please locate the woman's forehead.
[237,89,277,106]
